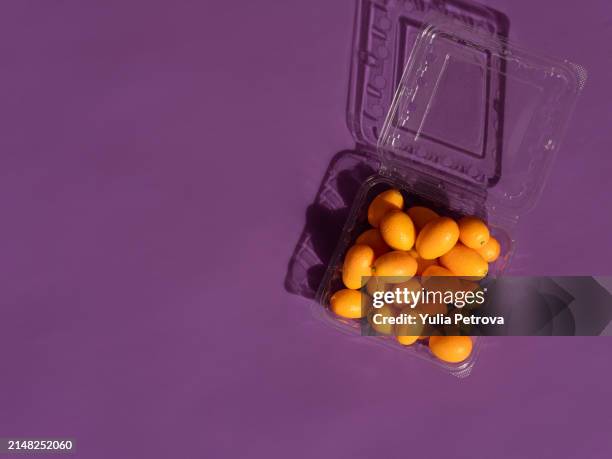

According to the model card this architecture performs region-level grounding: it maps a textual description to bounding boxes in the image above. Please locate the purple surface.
[1,1,611,458]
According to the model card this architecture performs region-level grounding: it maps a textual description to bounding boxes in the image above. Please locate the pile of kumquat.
[329,188,501,364]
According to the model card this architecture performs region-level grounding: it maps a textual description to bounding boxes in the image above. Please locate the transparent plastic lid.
[378,18,586,218]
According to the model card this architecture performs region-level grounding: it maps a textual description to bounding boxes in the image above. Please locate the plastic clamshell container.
[315,14,586,377]
[379,18,586,220]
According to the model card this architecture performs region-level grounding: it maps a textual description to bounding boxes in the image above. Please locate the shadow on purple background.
[284,149,377,299]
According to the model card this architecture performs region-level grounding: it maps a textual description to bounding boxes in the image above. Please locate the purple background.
[1,1,611,458]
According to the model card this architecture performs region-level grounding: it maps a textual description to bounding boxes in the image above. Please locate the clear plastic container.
[314,11,586,377]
